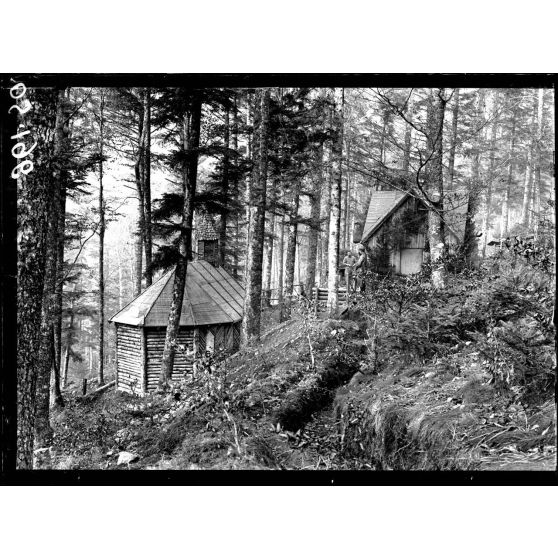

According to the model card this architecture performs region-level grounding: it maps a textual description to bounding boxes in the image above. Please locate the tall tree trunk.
[500,92,517,238]
[277,212,285,317]
[16,90,56,468]
[426,88,447,289]
[462,90,485,266]
[481,93,500,258]
[97,92,106,387]
[533,88,544,240]
[143,88,153,286]
[244,94,254,282]
[133,104,145,296]
[520,150,534,227]
[232,96,241,279]
[342,164,350,248]
[304,144,323,295]
[281,185,301,322]
[35,89,68,448]
[319,135,333,287]
[117,242,124,309]
[52,91,71,409]
[402,91,415,174]
[447,88,460,190]
[62,285,76,389]
[219,107,230,268]
[379,105,389,166]
[327,89,344,315]
[242,89,271,343]
[159,96,202,389]
[262,178,278,306]
[520,91,539,227]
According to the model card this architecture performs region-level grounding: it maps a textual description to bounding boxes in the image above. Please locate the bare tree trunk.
[281,186,301,322]
[447,88,460,189]
[160,97,202,389]
[117,242,124,309]
[97,92,106,386]
[481,93,500,258]
[62,286,76,389]
[231,94,240,279]
[319,135,333,287]
[277,212,285,317]
[219,107,230,268]
[462,90,485,266]
[304,144,323,296]
[262,177,278,306]
[500,92,517,238]
[52,91,71,409]
[533,88,544,240]
[342,174,350,249]
[35,89,69,448]
[134,103,145,296]
[402,92,415,174]
[328,89,344,315]
[242,89,270,342]
[244,95,254,282]
[426,88,447,289]
[520,150,534,227]
[520,91,539,227]
[16,90,57,468]
[143,88,153,286]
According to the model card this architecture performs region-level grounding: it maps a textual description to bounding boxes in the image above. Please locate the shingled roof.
[109,260,244,327]
[361,190,408,243]
[361,189,467,245]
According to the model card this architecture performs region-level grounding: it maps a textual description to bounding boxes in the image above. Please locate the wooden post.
[114,324,119,391]
[82,378,87,395]
[140,328,147,394]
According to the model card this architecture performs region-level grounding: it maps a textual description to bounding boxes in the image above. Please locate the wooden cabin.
[109,260,244,395]
[360,188,468,275]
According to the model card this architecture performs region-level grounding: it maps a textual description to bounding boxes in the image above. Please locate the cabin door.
[400,249,423,275]
[206,330,215,353]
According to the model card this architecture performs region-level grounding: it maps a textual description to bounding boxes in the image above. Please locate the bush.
[471,317,555,403]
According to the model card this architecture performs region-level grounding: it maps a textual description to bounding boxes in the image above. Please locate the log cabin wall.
[145,327,195,391]
[115,324,145,395]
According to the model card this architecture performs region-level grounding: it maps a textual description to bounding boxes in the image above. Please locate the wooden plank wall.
[116,324,144,395]
[232,322,241,351]
[197,327,206,354]
[145,327,195,391]
[198,323,241,354]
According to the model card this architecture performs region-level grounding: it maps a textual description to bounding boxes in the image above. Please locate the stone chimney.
[194,212,219,267]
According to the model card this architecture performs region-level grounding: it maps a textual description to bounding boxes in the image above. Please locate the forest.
[13,83,556,471]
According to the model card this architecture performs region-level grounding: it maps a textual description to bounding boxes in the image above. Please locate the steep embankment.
[49,316,365,470]
[49,273,556,471]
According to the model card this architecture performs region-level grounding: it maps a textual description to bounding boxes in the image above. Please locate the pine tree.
[16,87,58,467]
[159,90,202,389]
[327,89,344,315]
[242,88,271,342]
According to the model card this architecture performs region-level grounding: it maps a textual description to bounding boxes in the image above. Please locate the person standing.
[342,250,357,292]
[354,244,368,292]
